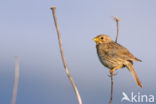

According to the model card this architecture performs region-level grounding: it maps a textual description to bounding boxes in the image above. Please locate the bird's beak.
[93,37,99,42]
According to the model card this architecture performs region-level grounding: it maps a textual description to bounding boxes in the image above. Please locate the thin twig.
[11,56,20,104]
[109,16,120,104]
[109,72,113,104]
[50,7,82,104]
[114,16,120,42]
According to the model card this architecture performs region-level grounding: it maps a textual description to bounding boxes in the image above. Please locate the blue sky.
[0,0,156,104]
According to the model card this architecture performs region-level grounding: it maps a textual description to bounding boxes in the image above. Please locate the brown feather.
[126,62,142,88]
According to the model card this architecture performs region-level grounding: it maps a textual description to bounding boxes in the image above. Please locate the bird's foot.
[108,71,118,77]
[110,69,114,73]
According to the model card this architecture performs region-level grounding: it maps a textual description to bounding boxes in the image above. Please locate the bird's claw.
[107,72,118,77]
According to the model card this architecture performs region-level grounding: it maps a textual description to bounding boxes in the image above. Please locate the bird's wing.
[103,42,137,61]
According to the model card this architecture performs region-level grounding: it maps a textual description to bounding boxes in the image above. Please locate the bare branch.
[50,7,82,104]
[11,56,20,104]
[109,16,120,104]
[109,73,114,104]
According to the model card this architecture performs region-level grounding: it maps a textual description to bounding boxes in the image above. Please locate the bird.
[93,34,142,88]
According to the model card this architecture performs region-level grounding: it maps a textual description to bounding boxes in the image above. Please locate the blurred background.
[0,0,156,104]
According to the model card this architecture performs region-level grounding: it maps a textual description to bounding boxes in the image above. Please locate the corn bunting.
[93,34,142,87]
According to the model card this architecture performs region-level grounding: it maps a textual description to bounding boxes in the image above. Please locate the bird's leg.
[109,71,115,76]
[110,64,122,76]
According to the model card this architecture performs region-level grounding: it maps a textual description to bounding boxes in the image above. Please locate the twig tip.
[50,6,56,10]
[113,16,120,22]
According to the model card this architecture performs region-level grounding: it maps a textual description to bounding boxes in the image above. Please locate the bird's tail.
[126,63,142,88]
[134,57,142,62]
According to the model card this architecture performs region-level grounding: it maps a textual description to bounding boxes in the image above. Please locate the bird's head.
[93,34,112,44]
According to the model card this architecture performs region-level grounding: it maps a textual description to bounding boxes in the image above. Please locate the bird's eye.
[101,37,104,40]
